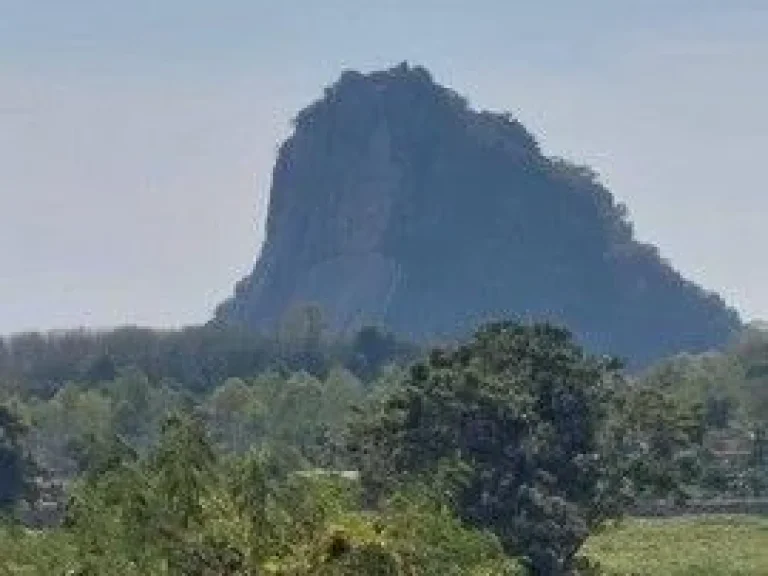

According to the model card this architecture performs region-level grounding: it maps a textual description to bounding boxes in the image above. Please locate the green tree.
[350,322,696,575]
[206,377,264,453]
[150,413,216,531]
[110,367,152,439]
[604,384,704,502]
[347,326,414,381]
[278,303,329,376]
[0,405,35,512]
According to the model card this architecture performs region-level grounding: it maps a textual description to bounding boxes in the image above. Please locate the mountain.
[216,63,740,366]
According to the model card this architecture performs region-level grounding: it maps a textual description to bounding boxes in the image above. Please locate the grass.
[583,515,768,575]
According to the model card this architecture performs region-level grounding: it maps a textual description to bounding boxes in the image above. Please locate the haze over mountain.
[216,63,740,365]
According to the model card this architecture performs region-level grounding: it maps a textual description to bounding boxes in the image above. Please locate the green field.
[584,515,768,576]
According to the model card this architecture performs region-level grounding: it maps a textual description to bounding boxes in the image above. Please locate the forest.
[1,311,766,575]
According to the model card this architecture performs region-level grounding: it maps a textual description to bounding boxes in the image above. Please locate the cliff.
[216,63,740,366]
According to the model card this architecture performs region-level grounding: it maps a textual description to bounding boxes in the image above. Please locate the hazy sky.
[2,1,767,333]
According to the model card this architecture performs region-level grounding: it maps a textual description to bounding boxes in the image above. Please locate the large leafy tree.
[350,322,697,575]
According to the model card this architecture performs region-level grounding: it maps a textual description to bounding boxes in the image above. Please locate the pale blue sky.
[2,1,767,332]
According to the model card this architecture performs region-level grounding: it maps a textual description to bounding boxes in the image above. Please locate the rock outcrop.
[216,63,740,366]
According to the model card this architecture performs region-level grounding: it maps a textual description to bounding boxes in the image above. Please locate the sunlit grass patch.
[584,515,768,576]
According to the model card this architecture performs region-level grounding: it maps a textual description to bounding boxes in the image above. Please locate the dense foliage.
[0,319,416,397]
[1,413,521,575]
[0,406,35,512]
[637,325,768,497]
[349,323,700,574]
[0,320,765,574]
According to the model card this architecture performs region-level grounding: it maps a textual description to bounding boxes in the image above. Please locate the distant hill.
[216,63,740,366]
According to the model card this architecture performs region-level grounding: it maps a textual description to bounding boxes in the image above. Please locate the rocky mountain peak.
[216,63,740,366]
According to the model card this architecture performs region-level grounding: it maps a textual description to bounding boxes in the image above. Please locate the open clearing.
[584,515,768,575]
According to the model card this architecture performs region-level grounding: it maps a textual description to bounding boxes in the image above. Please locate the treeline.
[639,324,768,497]
[0,310,418,397]
[10,365,381,484]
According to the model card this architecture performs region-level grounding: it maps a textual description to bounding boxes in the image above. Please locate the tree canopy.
[350,322,701,574]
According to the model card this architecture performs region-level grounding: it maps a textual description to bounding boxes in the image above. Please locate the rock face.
[216,63,740,366]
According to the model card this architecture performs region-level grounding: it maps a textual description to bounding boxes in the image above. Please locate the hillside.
[216,62,740,366]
